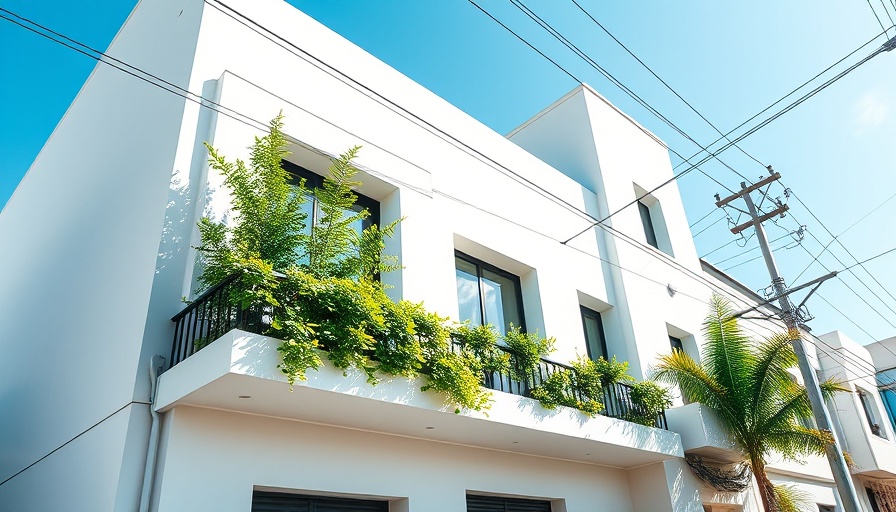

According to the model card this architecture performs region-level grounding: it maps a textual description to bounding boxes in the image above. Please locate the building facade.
[1,0,894,510]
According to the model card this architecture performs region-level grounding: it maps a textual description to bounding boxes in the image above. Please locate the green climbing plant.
[195,114,670,422]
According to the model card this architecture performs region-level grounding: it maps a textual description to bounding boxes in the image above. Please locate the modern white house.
[1,1,894,511]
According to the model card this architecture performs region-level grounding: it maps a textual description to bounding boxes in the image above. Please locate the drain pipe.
[139,355,166,512]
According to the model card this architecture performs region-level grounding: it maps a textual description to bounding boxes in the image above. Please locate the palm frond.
[748,333,798,431]
[701,295,755,420]
[773,483,814,512]
[653,350,729,414]
[764,426,830,460]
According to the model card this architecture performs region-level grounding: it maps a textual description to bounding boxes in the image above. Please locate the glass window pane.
[582,310,606,360]
[455,257,482,326]
[482,269,521,335]
[669,336,683,352]
[639,201,658,248]
[347,204,366,239]
[880,387,896,432]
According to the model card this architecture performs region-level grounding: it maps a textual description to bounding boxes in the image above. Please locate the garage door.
[252,491,389,512]
[466,494,552,512]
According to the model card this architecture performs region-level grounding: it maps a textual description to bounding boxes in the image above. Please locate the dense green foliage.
[625,381,673,426]
[529,355,668,423]
[196,115,494,411]
[503,325,555,382]
[195,115,669,421]
[653,294,845,512]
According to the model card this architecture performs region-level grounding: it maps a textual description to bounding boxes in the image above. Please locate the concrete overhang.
[665,402,742,463]
[156,329,684,468]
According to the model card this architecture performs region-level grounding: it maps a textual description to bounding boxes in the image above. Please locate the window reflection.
[454,252,524,335]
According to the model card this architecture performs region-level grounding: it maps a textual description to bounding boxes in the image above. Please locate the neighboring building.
[0,0,891,510]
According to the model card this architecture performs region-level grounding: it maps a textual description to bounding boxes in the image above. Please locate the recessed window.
[455,251,525,335]
[858,388,887,438]
[252,490,388,511]
[581,306,608,360]
[282,159,380,243]
[466,494,552,512]
[669,335,683,353]
[634,185,673,256]
[638,200,659,249]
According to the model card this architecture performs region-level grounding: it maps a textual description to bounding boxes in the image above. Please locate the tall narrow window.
[858,388,886,438]
[638,200,659,249]
[455,251,524,335]
[581,306,608,361]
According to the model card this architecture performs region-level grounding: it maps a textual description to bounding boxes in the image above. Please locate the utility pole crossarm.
[715,171,782,207]
[730,204,789,235]
[731,271,838,319]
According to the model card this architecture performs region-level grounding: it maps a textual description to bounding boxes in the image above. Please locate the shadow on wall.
[229,332,453,411]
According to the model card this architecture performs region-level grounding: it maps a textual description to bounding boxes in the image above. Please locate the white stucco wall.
[0,0,206,508]
[153,406,637,512]
[0,0,876,510]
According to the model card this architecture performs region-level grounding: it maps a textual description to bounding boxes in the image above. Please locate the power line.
[879,0,896,29]
[561,28,896,244]
[787,194,896,317]
[567,0,767,170]
[842,245,896,272]
[689,208,722,228]
[700,238,739,259]
[0,4,765,336]
[818,292,880,342]
[792,236,896,333]
[670,27,893,172]
[692,215,727,237]
[790,191,896,284]
[840,191,896,235]
[9,5,892,370]
[713,231,796,267]
[868,0,889,34]
[509,0,752,189]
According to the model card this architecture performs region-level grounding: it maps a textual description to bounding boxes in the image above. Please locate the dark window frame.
[669,335,684,353]
[455,250,526,333]
[282,159,380,231]
[252,490,389,512]
[638,200,659,249]
[858,388,886,438]
[466,493,552,512]
[580,306,608,361]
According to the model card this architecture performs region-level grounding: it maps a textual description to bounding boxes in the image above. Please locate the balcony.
[170,275,668,428]
[158,276,681,468]
[665,402,740,462]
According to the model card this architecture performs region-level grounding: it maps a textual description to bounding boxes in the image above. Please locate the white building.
[1,0,893,510]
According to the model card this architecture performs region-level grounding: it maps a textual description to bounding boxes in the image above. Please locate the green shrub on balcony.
[195,114,669,421]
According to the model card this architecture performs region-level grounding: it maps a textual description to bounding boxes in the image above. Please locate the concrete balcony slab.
[156,329,684,468]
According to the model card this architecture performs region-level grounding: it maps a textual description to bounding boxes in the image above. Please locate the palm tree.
[654,294,842,512]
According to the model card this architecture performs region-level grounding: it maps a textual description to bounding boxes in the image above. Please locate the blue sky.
[1,1,895,350]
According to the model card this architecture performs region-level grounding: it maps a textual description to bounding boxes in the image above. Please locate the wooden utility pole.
[716,167,862,512]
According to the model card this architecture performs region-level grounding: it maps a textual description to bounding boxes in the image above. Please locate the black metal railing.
[170,275,273,367]
[169,279,667,429]
[449,341,667,429]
